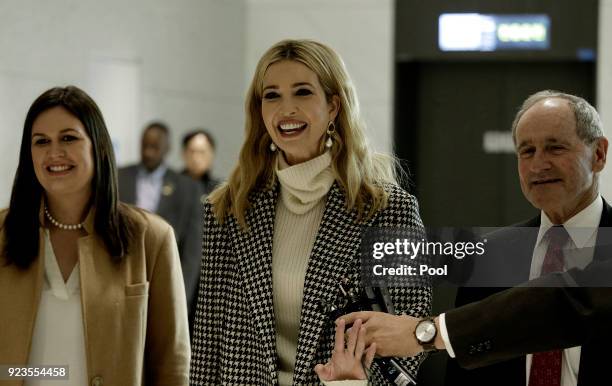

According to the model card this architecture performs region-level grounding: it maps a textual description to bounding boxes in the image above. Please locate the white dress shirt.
[136,164,167,212]
[26,230,87,386]
[440,195,602,386]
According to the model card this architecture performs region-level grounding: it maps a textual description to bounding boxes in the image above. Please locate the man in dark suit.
[342,91,611,386]
[118,122,202,334]
[444,90,610,386]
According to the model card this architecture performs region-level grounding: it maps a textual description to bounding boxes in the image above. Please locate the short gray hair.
[511,90,604,146]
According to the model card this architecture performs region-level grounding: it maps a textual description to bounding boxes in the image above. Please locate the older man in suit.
[342,91,611,386]
[445,90,610,386]
[118,122,202,335]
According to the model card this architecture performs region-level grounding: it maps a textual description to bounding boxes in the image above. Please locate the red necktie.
[528,225,569,386]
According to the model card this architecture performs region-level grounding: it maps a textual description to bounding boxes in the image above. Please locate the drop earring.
[270,142,277,151]
[325,121,336,149]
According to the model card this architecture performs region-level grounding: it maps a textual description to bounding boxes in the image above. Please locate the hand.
[314,319,376,381]
[340,312,445,357]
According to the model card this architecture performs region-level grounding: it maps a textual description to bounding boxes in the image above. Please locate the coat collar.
[519,197,612,228]
[1,212,99,371]
[228,185,278,381]
[508,197,612,276]
[593,198,612,263]
[228,182,361,383]
[292,183,361,383]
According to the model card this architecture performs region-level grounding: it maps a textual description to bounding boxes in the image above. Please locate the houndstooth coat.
[190,181,432,385]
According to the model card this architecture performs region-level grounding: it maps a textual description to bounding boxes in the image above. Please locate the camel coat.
[0,204,190,386]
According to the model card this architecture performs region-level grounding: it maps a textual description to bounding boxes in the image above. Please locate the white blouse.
[26,230,87,386]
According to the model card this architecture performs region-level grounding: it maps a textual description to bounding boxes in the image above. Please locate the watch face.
[416,320,436,343]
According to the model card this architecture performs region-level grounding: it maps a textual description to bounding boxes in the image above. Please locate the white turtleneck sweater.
[273,151,334,385]
[273,151,367,386]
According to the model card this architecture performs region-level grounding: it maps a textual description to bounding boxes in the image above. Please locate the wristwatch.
[414,317,438,353]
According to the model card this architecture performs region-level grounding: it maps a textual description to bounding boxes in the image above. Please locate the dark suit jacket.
[181,169,221,197]
[445,200,612,386]
[118,165,202,333]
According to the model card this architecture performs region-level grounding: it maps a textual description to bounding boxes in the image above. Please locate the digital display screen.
[439,13,551,51]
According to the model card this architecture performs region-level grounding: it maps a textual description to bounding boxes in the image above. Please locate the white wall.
[0,0,394,208]
[244,0,394,155]
[598,0,612,199]
[0,0,246,206]
[2,1,611,207]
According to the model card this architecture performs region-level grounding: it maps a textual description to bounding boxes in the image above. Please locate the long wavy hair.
[3,86,134,268]
[209,39,397,229]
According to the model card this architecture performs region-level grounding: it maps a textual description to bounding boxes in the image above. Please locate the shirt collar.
[43,229,81,299]
[537,195,603,248]
[138,163,167,181]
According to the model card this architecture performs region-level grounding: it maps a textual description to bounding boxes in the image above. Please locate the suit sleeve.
[445,261,612,369]
[145,224,191,385]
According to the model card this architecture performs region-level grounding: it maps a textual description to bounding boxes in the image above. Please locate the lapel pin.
[162,183,174,196]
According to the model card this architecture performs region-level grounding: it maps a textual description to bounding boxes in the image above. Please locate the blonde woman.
[190,39,431,385]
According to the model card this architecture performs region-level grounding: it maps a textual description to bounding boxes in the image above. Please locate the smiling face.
[516,98,606,223]
[31,106,94,203]
[261,60,339,165]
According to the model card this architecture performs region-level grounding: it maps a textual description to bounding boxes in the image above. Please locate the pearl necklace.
[44,206,84,230]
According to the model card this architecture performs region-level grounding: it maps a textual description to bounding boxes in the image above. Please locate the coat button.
[91,375,103,386]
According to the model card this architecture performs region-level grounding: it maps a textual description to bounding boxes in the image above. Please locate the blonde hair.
[210,39,397,228]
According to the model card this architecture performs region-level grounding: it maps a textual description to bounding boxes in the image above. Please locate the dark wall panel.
[395,0,598,62]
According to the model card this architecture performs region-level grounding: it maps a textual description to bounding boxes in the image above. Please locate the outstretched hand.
[314,318,376,381]
[340,311,433,357]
